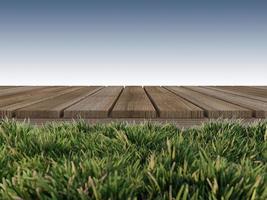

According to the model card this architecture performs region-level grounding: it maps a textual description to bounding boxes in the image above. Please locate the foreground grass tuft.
[0,119,266,199]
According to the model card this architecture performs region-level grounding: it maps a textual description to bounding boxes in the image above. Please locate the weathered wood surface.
[0,86,46,98]
[0,87,81,118]
[16,86,102,118]
[165,86,252,118]
[0,86,266,120]
[144,86,204,118]
[185,86,267,118]
[210,86,267,102]
[64,86,123,118]
[111,86,157,118]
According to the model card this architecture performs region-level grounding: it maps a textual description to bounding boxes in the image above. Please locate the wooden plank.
[111,86,156,118]
[0,87,83,118]
[208,86,267,102]
[15,86,102,118]
[144,86,203,118]
[185,86,267,118]
[165,86,252,118]
[0,86,63,107]
[64,86,123,118]
[0,86,47,98]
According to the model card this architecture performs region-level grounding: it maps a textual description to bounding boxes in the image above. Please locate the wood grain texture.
[64,86,123,118]
[0,87,82,118]
[185,86,267,118]
[211,86,267,102]
[0,86,266,120]
[144,86,204,118]
[165,86,252,118]
[0,87,62,107]
[15,86,102,118]
[111,86,156,118]
[0,86,47,98]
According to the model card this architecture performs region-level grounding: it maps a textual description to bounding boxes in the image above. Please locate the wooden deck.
[0,86,267,122]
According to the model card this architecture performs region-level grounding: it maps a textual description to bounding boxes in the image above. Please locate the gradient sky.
[0,0,266,85]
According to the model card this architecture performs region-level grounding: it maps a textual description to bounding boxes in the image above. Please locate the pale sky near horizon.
[0,0,266,85]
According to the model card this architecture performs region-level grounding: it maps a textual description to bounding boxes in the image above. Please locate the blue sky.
[0,0,266,85]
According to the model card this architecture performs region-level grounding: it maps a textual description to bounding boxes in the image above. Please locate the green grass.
[0,119,266,200]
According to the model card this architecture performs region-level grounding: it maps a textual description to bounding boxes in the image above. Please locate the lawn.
[0,119,266,200]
